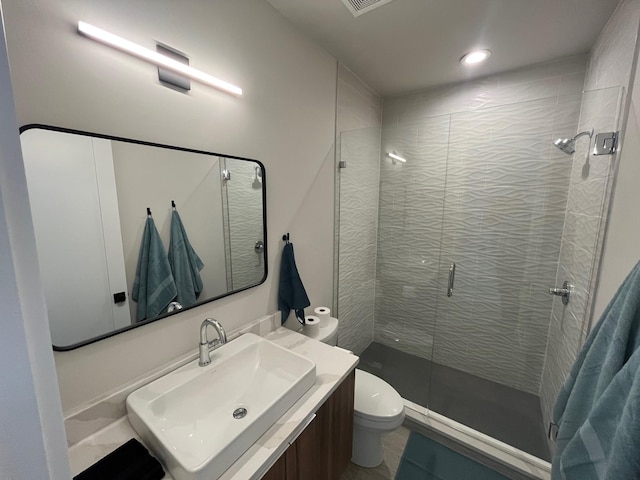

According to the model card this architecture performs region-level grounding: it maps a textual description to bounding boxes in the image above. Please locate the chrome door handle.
[447,263,456,297]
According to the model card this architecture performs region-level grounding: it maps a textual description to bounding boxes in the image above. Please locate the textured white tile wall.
[540,0,640,449]
[226,158,266,290]
[335,64,383,354]
[378,57,586,394]
[375,115,449,359]
[584,0,640,93]
[539,86,623,454]
[592,3,640,327]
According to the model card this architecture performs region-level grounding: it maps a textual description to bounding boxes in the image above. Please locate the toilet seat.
[354,369,404,428]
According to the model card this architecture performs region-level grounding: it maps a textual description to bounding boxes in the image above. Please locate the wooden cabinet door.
[262,443,298,480]
[290,370,355,480]
[262,450,287,480]
[262,370,356,480]
[327,370,355,478]
[291,415,327,480]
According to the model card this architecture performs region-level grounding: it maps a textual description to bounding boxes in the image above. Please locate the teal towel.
[278,242,310,325]
[168,210,204,308]
[132,217,177,322]
[552,261,640,479]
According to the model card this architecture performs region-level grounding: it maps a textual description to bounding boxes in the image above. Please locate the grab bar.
[447,263,456,297]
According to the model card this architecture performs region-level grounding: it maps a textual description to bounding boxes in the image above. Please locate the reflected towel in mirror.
[132,216,177,322]
[168,209,204,308]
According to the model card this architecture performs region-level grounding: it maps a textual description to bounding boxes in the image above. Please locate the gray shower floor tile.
[358,342,551,461]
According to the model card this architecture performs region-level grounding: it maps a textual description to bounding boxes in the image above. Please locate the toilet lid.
[354,369,404,419]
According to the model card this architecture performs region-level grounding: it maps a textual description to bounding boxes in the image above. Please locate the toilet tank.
[303,316,338,346]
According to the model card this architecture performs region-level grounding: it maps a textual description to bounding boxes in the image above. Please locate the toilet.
[300,317,405,468]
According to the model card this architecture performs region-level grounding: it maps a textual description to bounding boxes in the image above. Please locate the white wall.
[592,0,640,322]
[2,0,337,412]
[21,130,132,346]
[0,5,71,477]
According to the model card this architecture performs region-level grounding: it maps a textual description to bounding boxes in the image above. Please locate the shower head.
[553,129,594,155]
[553,137,575,155]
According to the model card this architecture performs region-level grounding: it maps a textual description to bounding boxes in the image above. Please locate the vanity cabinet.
[263,370,355,480]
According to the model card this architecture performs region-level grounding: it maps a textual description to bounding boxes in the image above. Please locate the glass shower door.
[337,115,451,410]
[429,94,584,461]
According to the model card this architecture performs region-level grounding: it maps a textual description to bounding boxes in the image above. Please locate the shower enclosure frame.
[334,85,625,472]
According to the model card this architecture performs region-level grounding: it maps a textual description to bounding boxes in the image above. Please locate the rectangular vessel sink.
[126,333,316,480]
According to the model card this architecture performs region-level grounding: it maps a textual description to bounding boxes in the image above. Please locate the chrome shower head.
[553,137,575,155]
[553,129,594,156]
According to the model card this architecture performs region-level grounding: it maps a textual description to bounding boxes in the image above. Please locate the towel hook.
[146,207,152,217]
[171,200,176,210]
[282,233,290,244]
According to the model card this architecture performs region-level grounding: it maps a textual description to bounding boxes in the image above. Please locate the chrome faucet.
[167,301,183,313]
[198,318,227,367]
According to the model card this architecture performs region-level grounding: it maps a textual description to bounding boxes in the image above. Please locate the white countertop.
[67,325,359,480]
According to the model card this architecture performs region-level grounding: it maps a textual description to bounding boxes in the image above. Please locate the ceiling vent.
[340,0,395,17]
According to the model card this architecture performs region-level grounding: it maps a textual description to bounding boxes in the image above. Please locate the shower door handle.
[447,263,456,297]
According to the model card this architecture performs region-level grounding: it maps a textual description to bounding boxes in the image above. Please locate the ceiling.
[266,0,620,96]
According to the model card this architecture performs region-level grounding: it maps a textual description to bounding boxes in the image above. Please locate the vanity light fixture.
[77,21,243,96]
[460,49,491,66]
[388,152,407,163]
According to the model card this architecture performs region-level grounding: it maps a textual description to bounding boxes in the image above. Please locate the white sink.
[126,333,316,480]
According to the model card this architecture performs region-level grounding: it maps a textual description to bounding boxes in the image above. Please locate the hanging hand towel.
[552,260,640,479]
[278,242,310,325]
[168,209,204,308]
[132,216,177,322]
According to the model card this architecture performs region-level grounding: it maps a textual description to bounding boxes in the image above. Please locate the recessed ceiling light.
[460,50,491,65]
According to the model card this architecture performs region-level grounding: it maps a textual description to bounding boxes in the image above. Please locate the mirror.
[19,125,267,350]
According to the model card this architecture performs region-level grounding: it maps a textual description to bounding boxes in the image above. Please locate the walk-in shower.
[335,77,623,465]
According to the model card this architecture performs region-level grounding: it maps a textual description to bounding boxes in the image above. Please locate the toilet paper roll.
[303,315,321,336]
[314,306,331,323]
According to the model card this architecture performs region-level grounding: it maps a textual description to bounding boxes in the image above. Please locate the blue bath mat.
[395,431,511,480]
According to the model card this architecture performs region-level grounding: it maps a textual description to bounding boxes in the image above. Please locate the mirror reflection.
[20,126,267,350]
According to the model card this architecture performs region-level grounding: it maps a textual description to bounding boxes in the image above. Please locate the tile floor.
[358,342,551,461]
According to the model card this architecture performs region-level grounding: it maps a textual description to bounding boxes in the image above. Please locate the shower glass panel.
[336,127,385,355]
[429,89,623,461]
[349,115,451,411]
[539,86,624,449]
[336,86,622,463]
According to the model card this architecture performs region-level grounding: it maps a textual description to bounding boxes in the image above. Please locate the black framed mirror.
[20,125,267,350]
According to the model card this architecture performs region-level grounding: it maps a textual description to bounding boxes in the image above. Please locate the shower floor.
[358,342,551,461]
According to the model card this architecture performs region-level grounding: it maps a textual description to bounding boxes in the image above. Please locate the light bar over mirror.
[77,21,243,96]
